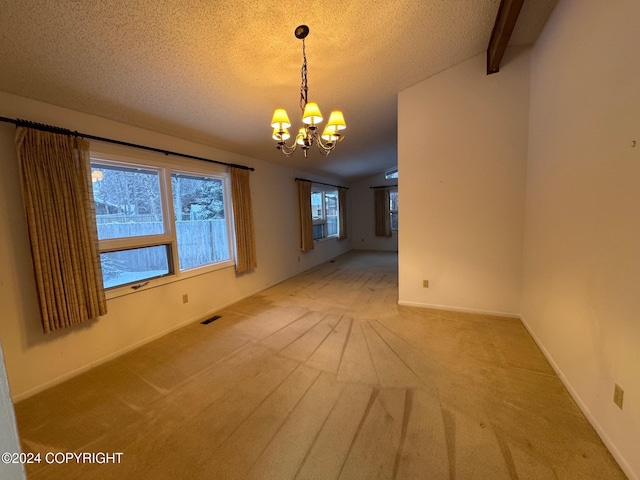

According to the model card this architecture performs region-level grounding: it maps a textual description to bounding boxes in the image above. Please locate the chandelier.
[271,25,346,157]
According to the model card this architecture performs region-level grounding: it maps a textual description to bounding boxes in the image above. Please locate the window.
[311,187,339,241]
[385,167,398,179]
[390,188,398,232]
[171,173,230,270]
[385,167,398,232]
[91,154,233,291]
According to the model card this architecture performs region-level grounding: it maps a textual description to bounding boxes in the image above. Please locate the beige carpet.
[15,251,626,479]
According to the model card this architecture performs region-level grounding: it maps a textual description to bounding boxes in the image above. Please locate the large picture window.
[91,154,233,291]
[311,187,339,241]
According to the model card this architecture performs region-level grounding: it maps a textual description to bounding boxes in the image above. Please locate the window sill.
[314,235,339,244]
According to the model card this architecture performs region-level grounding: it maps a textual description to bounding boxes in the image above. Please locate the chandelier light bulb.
[272,128,290,142]
[271,108,291,129]
[326,110,346,130]
[296,128,307,146]
[302,102,323,126]
[321,126,340,143]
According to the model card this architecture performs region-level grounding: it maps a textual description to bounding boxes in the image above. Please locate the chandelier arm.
[315,143,332,156]
[313,133,337,156]
[277,140,298,157]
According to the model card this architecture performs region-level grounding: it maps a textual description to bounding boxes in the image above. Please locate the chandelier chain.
[299,39,308,113]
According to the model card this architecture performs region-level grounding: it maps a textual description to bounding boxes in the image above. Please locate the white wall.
[0,342,25,480]
[351,171,398,252]
[397,49,529,316]
[522,1,640,478]
[0,91,351,400]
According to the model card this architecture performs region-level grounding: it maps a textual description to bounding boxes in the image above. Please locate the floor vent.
[201,315,221,325]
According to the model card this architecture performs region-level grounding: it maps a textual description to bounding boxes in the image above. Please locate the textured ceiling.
[0,0,556,182]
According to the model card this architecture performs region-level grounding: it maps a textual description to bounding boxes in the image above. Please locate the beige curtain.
[297,180,314,252]
[15,127,106,333]
[229,167,257,273]
[338,187,347,240]
[374,187,392,237]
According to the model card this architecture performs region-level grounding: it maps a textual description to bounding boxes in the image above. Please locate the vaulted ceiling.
[0,0,556,182]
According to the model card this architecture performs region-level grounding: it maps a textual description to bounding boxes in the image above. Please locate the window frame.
[170,168,235,272]
[91,148,235,298]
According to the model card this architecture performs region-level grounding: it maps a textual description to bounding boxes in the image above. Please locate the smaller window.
[101,245,172,289]
[385,167,398,180]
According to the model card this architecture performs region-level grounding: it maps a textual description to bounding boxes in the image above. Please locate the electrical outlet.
[423,280,429,288]
[613,384,624,409]
[182,294,189,304]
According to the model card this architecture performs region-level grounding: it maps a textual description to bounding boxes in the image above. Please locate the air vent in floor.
[201,315,221,325]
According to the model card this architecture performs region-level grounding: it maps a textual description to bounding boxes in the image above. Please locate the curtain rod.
[370,184,397,189]
[295,177,349,190]
[0,116,255,172]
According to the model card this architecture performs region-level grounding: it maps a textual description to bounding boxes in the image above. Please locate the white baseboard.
[520,316,637,480]
[10,274,298,403]
[397,300,519,318]
[395,302,636,479]
[10,249,354,403]
[12,309,218,403]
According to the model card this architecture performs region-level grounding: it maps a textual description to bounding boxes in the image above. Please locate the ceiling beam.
[487,0,525,74]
